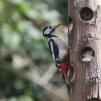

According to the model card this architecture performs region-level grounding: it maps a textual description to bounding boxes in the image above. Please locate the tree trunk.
[68,0,101,101]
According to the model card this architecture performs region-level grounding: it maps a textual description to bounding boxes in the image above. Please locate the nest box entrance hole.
[81,47,95,62]
[80,7,94,21]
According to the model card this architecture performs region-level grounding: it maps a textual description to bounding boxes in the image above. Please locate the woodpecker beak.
[54,24,61,29]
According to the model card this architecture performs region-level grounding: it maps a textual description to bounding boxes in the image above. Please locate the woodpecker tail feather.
[62,73,71,88]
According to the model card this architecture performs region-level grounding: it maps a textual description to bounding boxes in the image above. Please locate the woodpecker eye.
[49,26,52,29]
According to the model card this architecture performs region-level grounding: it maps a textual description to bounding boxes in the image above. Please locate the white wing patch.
[50,41,56,62]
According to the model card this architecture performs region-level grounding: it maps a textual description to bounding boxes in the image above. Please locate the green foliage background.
[0,0,68,101]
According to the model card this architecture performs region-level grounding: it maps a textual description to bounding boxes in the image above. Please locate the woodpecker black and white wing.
[48,38,59,62]
[50,36,68,61]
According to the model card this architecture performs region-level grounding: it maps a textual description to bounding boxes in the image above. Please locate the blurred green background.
[0,0,68,101]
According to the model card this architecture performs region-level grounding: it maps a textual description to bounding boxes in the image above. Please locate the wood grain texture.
[68,0,101,101]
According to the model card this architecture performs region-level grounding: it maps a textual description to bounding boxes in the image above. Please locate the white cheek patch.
[44,28,52,35]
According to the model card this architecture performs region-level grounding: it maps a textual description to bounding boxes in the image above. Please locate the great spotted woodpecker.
[43,24,74,88]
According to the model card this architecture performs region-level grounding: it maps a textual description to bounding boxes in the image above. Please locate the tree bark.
[68,0,101,101]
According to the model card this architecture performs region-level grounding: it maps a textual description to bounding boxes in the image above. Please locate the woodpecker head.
[43,24,61,37]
